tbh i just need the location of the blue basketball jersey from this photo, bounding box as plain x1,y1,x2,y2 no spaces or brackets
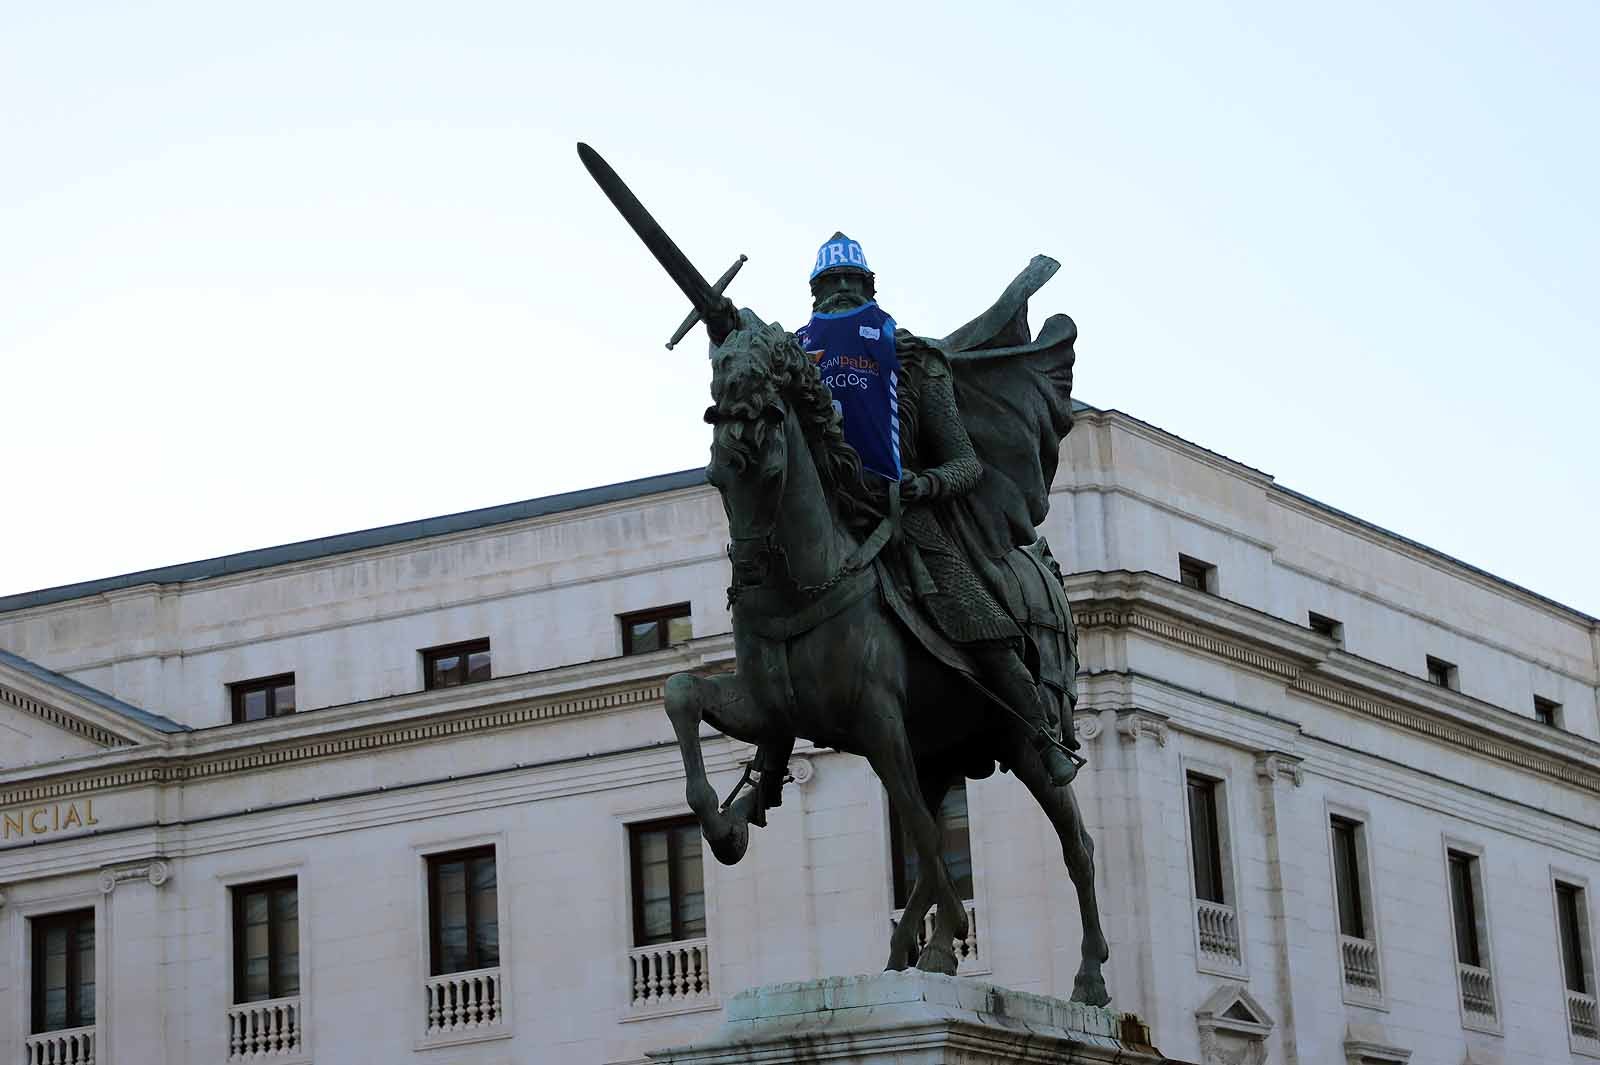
795,302,901,480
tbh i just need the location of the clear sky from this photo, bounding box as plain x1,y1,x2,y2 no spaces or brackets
3,3,1596,617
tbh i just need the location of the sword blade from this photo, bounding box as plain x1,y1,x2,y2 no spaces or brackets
577,143,722,318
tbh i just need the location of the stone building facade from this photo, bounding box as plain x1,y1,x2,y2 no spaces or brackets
0,406,1596,1065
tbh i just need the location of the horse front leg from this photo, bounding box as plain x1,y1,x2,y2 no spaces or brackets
663,671,751,866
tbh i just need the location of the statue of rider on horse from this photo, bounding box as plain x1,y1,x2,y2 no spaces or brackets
578,144,1110,1006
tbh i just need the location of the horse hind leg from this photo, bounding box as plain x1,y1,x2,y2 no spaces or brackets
663,672,751,866
1007,727,1111,1007
866,720,966,976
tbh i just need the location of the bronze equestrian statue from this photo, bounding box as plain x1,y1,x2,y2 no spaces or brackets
579,144,1110,1006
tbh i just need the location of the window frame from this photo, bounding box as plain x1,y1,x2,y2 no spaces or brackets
230,877,300,1004
620,604,693,656
1178,555,1217,595
628,815,707,947
421,638,492,692
1442,836,1500,1033
229,673,297,724
1534,696,1564,729
29,908,96,1035
1186,772,1228,906
1180,759,1245,977
1325,801,1387,1009
1426,655,1459,691
425,844,500,976
1552,871,1595,999
1308,612,1344,644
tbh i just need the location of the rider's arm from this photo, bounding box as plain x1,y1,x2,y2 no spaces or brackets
913,351,982,500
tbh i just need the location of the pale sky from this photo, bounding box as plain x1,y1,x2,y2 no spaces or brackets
3,3,1597,617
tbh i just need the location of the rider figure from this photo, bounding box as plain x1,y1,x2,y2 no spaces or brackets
796,233,1080,789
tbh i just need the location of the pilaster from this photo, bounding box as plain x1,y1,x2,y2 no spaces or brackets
1253,752,1310,1065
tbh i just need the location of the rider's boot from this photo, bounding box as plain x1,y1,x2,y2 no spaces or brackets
975,646,1079,787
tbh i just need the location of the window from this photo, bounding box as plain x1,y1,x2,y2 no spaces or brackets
1557,882,1591,995
427,847,499,975
1331,817,1366,939
232,879,299,1003
1426,656,1458,691
1535,696,1563,729
423,639,491,691
629,817,705,946
1308,612,1344,643
1448,850,1485,968
621,604,692,655
31,909,94,1034
1178,555,1216,594
888,782,974,909
1187,774,1227,905
231,674,296,723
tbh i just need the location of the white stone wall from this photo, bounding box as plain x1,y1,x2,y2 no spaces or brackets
1,408,1596,1065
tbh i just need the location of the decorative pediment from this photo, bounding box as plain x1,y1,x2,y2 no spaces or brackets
0,648,184,766
1195,984,1273,1065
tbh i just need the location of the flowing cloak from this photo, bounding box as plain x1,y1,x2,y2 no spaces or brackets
928,254,1077,564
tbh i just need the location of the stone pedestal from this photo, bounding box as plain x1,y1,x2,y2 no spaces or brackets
646,971,1196,1064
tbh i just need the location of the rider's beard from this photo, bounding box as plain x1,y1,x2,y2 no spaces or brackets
814,290,867,314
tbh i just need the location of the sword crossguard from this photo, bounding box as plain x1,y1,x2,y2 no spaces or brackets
666,254,747,350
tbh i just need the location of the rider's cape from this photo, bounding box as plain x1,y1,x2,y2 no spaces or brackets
930,255,1078,562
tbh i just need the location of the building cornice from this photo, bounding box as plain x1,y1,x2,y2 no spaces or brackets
0,635,736,807
1067,570,1600,795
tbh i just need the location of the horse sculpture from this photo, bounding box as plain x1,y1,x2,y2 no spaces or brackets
662,320,1110,1005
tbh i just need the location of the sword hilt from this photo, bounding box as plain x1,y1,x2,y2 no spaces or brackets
666,254,747,350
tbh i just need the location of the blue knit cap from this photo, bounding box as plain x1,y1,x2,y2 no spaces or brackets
809,232,872,281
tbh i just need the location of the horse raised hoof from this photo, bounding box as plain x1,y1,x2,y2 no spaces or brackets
914,941,960,976
705,814,750,866
1070,969,1109,1007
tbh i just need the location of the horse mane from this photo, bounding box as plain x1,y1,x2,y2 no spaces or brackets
718,324,870,523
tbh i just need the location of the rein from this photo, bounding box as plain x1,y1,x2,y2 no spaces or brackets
728,512,895,640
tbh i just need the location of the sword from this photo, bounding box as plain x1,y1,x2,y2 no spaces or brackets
577,142,742,347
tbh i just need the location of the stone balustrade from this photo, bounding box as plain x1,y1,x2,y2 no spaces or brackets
1457,961,1497,1024
24,1026,96,1064
889,900,982,972
1193,899,1242,969
1570,989,1599,1050
1339,935,1382,1002
226,996,302,1059
627,938,713,1010
424,966,503,1035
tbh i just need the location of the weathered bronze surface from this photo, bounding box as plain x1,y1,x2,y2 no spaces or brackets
580,144,1108,1004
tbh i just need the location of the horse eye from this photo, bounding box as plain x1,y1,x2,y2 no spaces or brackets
762,406,785,425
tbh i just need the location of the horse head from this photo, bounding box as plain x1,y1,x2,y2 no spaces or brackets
705,323,796,588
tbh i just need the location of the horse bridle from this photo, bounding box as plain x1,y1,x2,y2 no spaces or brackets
706,401,791,602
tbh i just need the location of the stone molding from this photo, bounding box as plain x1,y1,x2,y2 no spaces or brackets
98,857,171,894
1073,710,1104,742
786,756,814,786
1342,1022,1411,1065
1255,752,1304,788
1115,708,1169,747
1071,574,1600,797
0,682,129,749
1194,984,1273,1065
1075,606,1301,682
0,678,671,807
1289,673,1600,793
